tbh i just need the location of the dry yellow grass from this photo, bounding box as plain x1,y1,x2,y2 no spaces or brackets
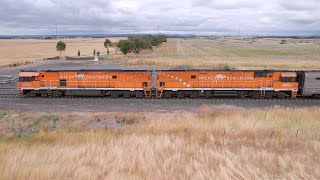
0,37,123,66
128,38,320,70
1,107,320,179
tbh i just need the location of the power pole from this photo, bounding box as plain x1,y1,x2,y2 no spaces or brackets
157,24,159,35
55,24,58,38
238,24,241,37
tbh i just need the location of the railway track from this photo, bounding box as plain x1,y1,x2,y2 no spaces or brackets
0,91,319,102
0,88,19,97
0,75,19,97
0,96,318,113
0,75,18,84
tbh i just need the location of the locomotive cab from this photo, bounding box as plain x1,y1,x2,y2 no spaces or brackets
17,72,41,96
17,72,41,89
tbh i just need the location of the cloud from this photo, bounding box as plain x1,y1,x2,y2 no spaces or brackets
0,0,319,35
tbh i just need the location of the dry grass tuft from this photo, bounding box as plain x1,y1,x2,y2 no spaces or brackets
0,107,320,179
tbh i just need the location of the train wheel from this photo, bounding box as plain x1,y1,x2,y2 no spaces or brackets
177,92,184,98
265,92,273,99
135,91,144,98
251,91,260,99
40,91,48,97
205,91,213,98
239,91,246,99
277,92,286,99
52,91,63,97
123,92,131,98
164,91,172,98
27,91,37,97
110,92,119,98
190,92,199,98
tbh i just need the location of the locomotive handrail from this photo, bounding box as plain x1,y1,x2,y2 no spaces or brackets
192,80,266,89
39,79,274,89
40,80,146,89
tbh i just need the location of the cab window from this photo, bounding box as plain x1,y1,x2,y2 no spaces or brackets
19,77,34,82
254,72,267,77
281,77,296,82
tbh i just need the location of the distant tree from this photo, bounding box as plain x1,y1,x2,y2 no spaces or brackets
159,35,167,42
56,41,66,59
97,51,100,56
280,39,287,44
93,49,96,56
143,35,161,46
116,40,136,55
128,36,149,53
104,39,112,55
112,42,119,53
77,50,81,57
114,35,166,55
143,39,153,50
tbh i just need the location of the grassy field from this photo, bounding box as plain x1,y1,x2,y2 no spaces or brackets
0,37,123,66
128,37,320,70
1,107,320,179
1,37,320,69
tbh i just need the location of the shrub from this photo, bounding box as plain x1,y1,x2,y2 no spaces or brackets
104,39,112,55
56,41,66,59
0,112,7,119
211,64,235,70
116,40,136,55
280,39,287,44
117,35,167,54
33,118,41,126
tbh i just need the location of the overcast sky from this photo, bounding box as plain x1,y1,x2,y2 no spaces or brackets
0,0,319,35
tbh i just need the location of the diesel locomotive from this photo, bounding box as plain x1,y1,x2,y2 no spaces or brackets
17,69,320,98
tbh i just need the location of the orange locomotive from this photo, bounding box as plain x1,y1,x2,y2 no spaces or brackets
17,69,300,98
18,70,151,97
156,70,298,98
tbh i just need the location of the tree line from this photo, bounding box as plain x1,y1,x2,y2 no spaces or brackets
115,35,167,55
56,35,167,58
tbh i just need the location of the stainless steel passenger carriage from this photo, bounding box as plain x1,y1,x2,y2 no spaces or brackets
300,71,320,97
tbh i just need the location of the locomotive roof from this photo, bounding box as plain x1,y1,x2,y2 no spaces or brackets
20,69,319,72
